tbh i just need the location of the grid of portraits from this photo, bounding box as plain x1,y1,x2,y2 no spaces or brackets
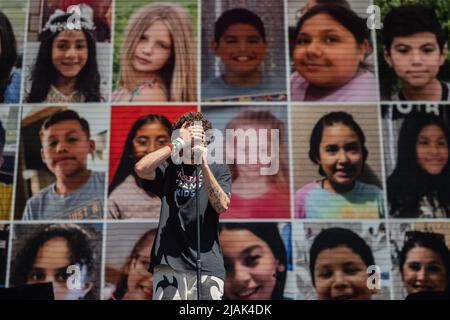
0,0,449,300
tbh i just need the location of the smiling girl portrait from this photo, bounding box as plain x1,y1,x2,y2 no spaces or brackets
219,223,288,300
292,107,385,219
104,223,158,300
25,4,105,103
389,223,450,299
112,1,197,102
290,3,377,102
386,112,450,218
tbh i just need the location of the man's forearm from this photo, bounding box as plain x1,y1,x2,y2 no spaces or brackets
201,163,230,214
135,145,172,180
135,138,186,180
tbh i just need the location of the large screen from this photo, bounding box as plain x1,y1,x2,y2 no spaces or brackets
0,0,450,300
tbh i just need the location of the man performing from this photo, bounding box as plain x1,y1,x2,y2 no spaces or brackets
135,111,231,300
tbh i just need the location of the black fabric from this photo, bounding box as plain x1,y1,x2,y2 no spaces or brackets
142,159,231,280
175,164,201,206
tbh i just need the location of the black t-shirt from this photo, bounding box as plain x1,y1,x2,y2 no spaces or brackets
175,164,202,206
142,159,232,280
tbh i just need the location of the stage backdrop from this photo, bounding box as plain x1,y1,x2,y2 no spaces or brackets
0,0,449,301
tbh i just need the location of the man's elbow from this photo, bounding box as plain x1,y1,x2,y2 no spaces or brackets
134,162,145,178
134,162,155,180
217,197,230,214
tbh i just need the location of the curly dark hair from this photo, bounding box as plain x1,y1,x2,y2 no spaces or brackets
11,224,97,299
173,111,213,132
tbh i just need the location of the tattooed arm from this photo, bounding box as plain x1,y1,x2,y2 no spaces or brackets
201,161,230,214
191,124,230,214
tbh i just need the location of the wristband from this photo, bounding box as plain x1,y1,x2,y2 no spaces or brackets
171,138,185,153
